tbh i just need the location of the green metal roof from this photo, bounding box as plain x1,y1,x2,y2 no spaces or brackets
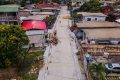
0,5,19,12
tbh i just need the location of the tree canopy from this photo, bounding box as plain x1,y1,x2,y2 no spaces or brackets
51,0,60,4
0,25,29,68
79,0,102,12
89,63,106,80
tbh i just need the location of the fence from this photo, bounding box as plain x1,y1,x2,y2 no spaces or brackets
38,45,51,80
67,14,84,80
37,7,61,80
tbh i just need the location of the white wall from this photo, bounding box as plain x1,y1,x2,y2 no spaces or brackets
28,35,45,47
26,30,46,48
83,16,106,21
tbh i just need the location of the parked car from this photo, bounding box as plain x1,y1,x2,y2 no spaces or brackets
105,63,120,73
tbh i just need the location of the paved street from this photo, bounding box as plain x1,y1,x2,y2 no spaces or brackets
38,6,85,80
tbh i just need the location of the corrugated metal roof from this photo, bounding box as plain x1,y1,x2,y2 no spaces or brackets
31,12,55,15
82,44,120,55
76,22,120,28
41,7,60,10
0,5,19,12
83,28,120,39
77,12,107,17
22,20,47,30
23,15,47,21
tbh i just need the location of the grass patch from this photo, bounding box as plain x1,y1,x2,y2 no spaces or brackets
20,73,38,80
28,50,44,59
0,49,44,80
19,49,44,80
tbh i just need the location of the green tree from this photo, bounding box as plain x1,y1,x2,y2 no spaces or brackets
46,16,54,24
31,0,42,3
89,63,106,80
0,25,29,68
52,0,60,4
79,0,102,12
20,0,26,7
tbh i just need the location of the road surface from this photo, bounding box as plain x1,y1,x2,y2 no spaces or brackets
38,6,85,80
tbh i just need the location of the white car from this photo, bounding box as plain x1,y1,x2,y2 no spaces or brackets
105,63,120,73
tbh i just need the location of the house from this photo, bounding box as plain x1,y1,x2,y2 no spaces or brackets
40,7,60,13
76,21,120,42
77,12,107,22
0,5,19,25
18,9,32,17
31,12,57,29
26,30,47,48
39,7,60,17
36,3,60,8
22,20,47,48
31,12,55,16
77,21,120,80
22,15,47,21
36,4,60,15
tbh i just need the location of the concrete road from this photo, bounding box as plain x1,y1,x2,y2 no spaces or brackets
38,6,85,80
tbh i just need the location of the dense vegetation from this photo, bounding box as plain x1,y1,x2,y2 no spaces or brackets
89,63,106,80
79,0,102,12
0,25,29,68
51,0,60,4
0,25,44,79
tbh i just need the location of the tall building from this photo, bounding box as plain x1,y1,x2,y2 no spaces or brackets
0,5,19,25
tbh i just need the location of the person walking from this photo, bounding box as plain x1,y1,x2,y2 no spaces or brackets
60,20,61,23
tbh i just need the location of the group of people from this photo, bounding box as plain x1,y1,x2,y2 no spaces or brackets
47,30,59,48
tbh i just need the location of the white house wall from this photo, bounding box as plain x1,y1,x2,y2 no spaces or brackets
26,30,46,47
28,35,45,47
26,30,45,35
83,16,106,21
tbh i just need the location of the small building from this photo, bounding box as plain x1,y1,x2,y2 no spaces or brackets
18,9,32,17
35,4,60,15
22,15,47,21
77,12,107,22
22,20,47,48
26,30,47,48
76,21,120,42
40,7,60,12
0,5,19,25
36,3,60,8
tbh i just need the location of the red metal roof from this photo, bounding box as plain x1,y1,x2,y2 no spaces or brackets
22,20,47,30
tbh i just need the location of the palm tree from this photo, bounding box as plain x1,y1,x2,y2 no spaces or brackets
89,63,106,80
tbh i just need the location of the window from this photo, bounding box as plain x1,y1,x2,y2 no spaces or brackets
31,43,35,48
95,18,97,21
113,67,120,69
87,18,91,21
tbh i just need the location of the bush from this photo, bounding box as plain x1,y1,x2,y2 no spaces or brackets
0,25,29,68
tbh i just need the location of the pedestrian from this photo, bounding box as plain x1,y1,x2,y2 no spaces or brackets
46,66,49,75
60,20,61,23
54,30,57,36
